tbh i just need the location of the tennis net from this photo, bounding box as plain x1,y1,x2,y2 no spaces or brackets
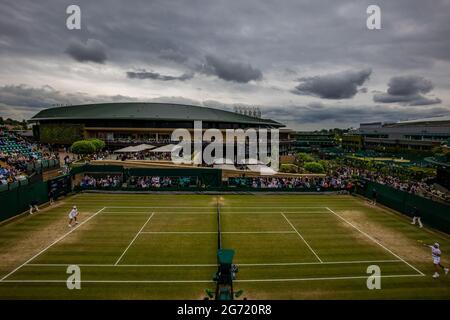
217,200,222,250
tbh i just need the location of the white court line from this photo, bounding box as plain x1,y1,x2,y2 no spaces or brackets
114,212,155,266
0,273,424,284
0,207,107,282
140,231,217,234
27,263,218,267
25,259,401,268
325,207,425,276
139,231,296,234
281,213,323,263
219,208,330,210
106,206,214,209
225,231,296,234
103,212,215,215
105,206,329,209
1,279,213,284
234,274,425,283
220,212,328,215
237,259,401,267
103,211,328,215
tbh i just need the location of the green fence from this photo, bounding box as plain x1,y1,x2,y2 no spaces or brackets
0,174,74,222
126,168,222,188
71,165,222,188
70,164,124,175
358,180,450,234
0,180,48,222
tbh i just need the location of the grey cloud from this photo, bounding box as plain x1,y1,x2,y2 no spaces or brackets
373,76,441,106
126,70,194,81
387,76,433,95
158,49,189,64
1,83,450,131
0,84,79,108
292,69,372,99
0,84,137,110
261,103,450,129
64,39,108,63
200,55,263,83
373,93,441,106
359,88,368,93
1,0,450,71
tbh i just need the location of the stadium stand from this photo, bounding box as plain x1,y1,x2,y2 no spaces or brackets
0,130,60,184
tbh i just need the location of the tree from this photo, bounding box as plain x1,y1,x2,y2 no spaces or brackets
304,161,325,173
70,140,96,155
296,152,314,164
88,138,105,150
279,164,298,173
318,159,329,171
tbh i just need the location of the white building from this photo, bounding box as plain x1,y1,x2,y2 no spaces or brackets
358,115,450,151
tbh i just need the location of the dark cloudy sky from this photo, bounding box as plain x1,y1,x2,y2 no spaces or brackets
0,0,449,130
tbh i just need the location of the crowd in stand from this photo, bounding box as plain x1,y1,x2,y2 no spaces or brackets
79,174,122,188
116,152,171,161
0,130,60,184
76,150,173,162
1,127,448,202
128,176,175,188
225,165,448,201
363,172,450,202
127,176,194,188
78,175,194,189
331,166,450,202
229,175,354,191
0,166,25,185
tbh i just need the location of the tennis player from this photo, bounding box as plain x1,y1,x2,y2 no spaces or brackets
424,242,449,278
68,205,79,227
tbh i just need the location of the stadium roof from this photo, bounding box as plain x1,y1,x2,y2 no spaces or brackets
361,115,450,127
395,115,450,125
30,102,284,127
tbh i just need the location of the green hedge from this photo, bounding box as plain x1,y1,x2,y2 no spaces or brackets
70,140,96,154
39,123,84,144
0,181,48,222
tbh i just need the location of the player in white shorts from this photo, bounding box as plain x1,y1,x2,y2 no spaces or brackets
424,242,449,278
68,205,79,228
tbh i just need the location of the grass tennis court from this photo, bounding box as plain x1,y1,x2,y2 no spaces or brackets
0,193,449,299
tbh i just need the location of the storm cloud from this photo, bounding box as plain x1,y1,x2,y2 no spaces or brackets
292,69,372,99
1,0,450,129
261,102,450,129
158,49,189,64
200,55,263,83
64,39,108,63
1,83,449,131
373,76,441,106
0,84,138,109
126,70,194,81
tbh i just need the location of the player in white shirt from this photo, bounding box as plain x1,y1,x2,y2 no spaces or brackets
68,205,79,228
424,242,449,278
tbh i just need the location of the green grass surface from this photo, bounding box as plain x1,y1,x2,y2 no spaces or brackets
0,193,449,299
